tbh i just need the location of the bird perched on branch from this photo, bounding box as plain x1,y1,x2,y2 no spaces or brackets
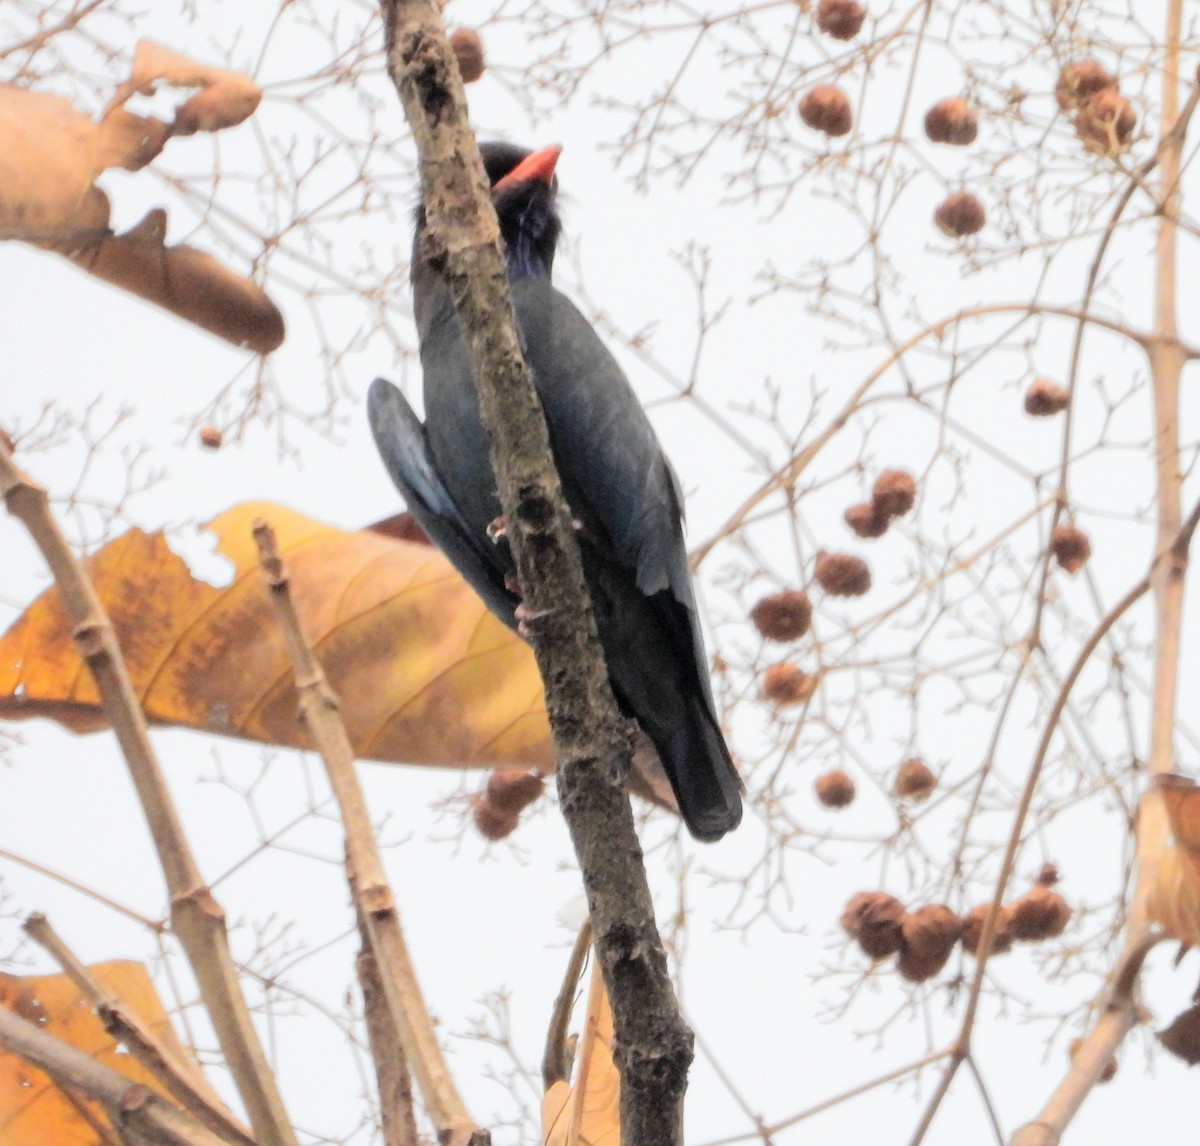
368,142,742,841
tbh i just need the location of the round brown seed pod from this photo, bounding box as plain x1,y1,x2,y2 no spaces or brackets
841,891,905,959
450,28,486,83
199,426,223,449
1069,1038,1118,1083
1074,87,1136,150
484,769,546,815
1024,378,1070,416
1037,862,1060,887
893,757,936,802
761,662,817,706
961,903,1013,955
1008,885,1072,941
1051,524,1092,575
924,98,978,146
1055,59,1116,111
800,84,853,137
471,796,519,841
815,552,871,597
815,769,856,808
816,0,865,39
844,502,888,539
934,190,985,237
897,904,964,982
751,589,813,642
872,469,917,519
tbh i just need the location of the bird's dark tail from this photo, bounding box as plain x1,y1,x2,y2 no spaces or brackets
659,697,743,842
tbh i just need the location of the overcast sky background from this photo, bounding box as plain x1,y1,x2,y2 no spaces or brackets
3,2,1200,1143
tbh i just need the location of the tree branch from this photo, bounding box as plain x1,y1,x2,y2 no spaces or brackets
0,439,296,1146
23,913,255,1146
253,518,481,1146
0,1004,229,1146
377,3,694,1141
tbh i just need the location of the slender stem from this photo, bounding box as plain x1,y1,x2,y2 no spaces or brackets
0,1005,229,1146
1009,12,1192,1140
542,921,593,1088
23,913,255,1146
0,440,296,1146
253,520,482,1146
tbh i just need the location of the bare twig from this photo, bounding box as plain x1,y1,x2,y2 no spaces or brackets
355,924,421,1146
542,921,592,1089
0,440,296,1146
22,913,256,1146
0,1003,229,1146
253,518,482,1146
1008,6,1193,1140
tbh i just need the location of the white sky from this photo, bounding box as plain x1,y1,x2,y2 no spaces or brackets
3,2,1200,1144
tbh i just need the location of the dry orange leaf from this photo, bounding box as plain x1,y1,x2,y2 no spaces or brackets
1148,774,1200,946
0,960,190,1146
0,502,553,771
542,955,620,1146
0,41,282,352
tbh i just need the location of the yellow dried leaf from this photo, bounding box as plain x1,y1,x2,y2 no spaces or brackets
0,961,191,1146
0,503,553,771
542,957,620,1146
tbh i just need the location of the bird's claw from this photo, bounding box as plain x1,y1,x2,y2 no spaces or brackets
490,515,585,544
515,601,557,638
505,575,524,597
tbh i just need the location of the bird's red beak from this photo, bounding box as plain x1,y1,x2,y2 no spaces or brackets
492,145,562,192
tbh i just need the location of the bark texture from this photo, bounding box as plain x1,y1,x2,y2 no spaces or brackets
379,4,694,1142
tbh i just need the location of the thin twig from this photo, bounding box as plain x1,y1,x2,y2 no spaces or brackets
355,918,421,1146
542,921,592,1088
0,439,296,1146
22,913,256,1146
253,518,482,1146
0,1004,229,1146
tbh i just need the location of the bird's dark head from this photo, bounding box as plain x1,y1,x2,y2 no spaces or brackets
484,142,562,280
412,143,562,286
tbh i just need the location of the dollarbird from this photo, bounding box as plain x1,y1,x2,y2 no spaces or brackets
368,143,742,840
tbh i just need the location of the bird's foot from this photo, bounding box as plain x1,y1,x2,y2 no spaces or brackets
515,601,557,638
490,515,586,545
504,575,524,598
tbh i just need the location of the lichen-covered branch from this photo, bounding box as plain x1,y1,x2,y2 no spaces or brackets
377,2,694,1140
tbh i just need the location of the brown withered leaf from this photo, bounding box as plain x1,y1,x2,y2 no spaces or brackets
0,41,282,352
542,956,620,1146
1158,1003,1200,1066
108,40,262,135
0,502,552,771
0,961,191,1145
1148,774,1200,947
